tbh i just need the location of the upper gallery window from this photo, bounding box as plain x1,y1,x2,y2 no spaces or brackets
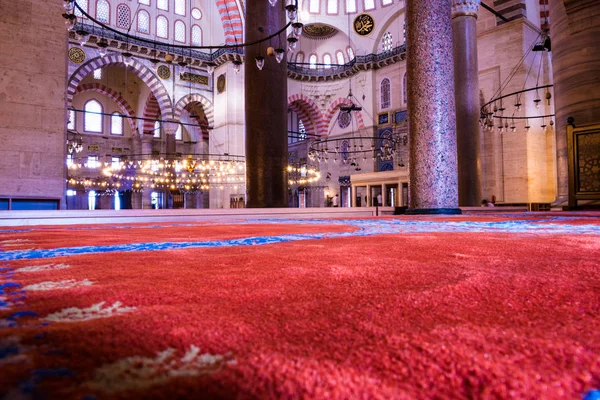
138,10,150,34
191,8,202,19
157,16,168,38
381,32,393,52
75,0,88,19
336,51,345,65
327,0,337,14
364,0,375,10
175,20,186,42
157,0,168,10
84,99,102,133
309,54,317,69
309,0,320,13
323,54,332,68
346,0,356,13
380,78,391,109
117,4,131,28
347,47,355,60
191,25,202,46
175,0,186,15
96,0,109,23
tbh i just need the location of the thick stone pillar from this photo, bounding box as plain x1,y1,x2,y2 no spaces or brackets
406,0,461,214
140,133,154,209
452,0,482,206
245,2,288,208
548,0,600,204
163,121,179,157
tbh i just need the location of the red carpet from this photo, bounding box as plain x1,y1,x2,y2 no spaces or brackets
1,213,599,399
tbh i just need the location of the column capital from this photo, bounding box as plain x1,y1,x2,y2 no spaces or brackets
162,121,179,136
452,0,480,19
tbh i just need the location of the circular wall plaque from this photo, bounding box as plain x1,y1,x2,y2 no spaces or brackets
353,14,375,36
338,111,352,129
68,47,86,64
157,65,171,80
217,74,226,94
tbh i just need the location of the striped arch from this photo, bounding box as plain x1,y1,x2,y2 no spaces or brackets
216,0,243,45
323,98,366,131
74,83,136,132
173,94,214,139
142,94,160,135
287,94,326,137
67,54,173,118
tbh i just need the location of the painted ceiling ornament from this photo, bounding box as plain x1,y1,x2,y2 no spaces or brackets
451,0,480,18
354,14,375,36
302,24,338,40
68,47,86,64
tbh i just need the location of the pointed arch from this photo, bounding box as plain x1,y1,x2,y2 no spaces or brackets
142,94,160,135
67,54,173,118
74,83,137,132
216,0,244,45
323,98,366,130
174,94,214,139
287,93,326,137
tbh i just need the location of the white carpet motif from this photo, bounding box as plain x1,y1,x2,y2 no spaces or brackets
43,301,136,322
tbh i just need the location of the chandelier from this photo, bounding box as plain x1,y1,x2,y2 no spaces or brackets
480,31,554,133
287,164,321,186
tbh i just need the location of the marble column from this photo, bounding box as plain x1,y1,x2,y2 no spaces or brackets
452,0,482,207
406,0,461,214
245,1,288,208
548,0,600,205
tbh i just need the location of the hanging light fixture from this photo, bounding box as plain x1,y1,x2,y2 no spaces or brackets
275,48,285,63
122,51,134,67
233,60,242,73
64,14,77,31
63,0,75,12
285,1,298,20
76,29,89,46
205,62,216,75
287,36,298,51
255,56,265,70
96,38,109,57
292,22,304,37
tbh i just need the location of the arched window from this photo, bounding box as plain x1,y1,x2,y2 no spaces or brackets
138,10,150,34
309,54,317,69
309,0,319,13
327,0,337,14
157,0,168,10
403,72,407,104
381,32,393,52
153,120,161,138
84,99,102,133
117,4,131,29
323,53,332,68
75,0,88,19
175,0,186,15
191,25,202,46
93,68,102,79
347,47,355,60
156,16,168,38
111,113,123,135
364,0,375,10
380,78,391,109
191,8,202,19
175,20,186,42
295,52,305,63
345,0,356,13
96,0,109,23
336,51,345,65
175,124,183,140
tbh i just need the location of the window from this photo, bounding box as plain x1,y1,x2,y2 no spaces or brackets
191,8,202,19
403,72,407,104
175,20,185,42
67,154,74,167
111,157,121,170
84,99,102,133
347,47,355,60
380,78,391,109
346,0,356,13
138,10,150,33
75,0,88,18
175,124,182,140
111,113,123,135
403,19,406,45
153,120,161,138
381,32,393,52
94,68,102,79
68,110,75,130
336,51,345,65
323,54,332,68
117,4,131,29
191,25,202,46
87,155,99,169
157,16,168,38
327,0,337,14
157,0,168,10
309,0,319,13
364,0,375,10
175,0,185,15
309,54,317,69
298,120,306,141
295,52,304,63
88,190,96,210
139,0,149,4
96,0,109,23
66,189,77,196
382,0,392,5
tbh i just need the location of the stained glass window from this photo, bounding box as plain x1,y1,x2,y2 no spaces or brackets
381,78,391,109
382,32,393,52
